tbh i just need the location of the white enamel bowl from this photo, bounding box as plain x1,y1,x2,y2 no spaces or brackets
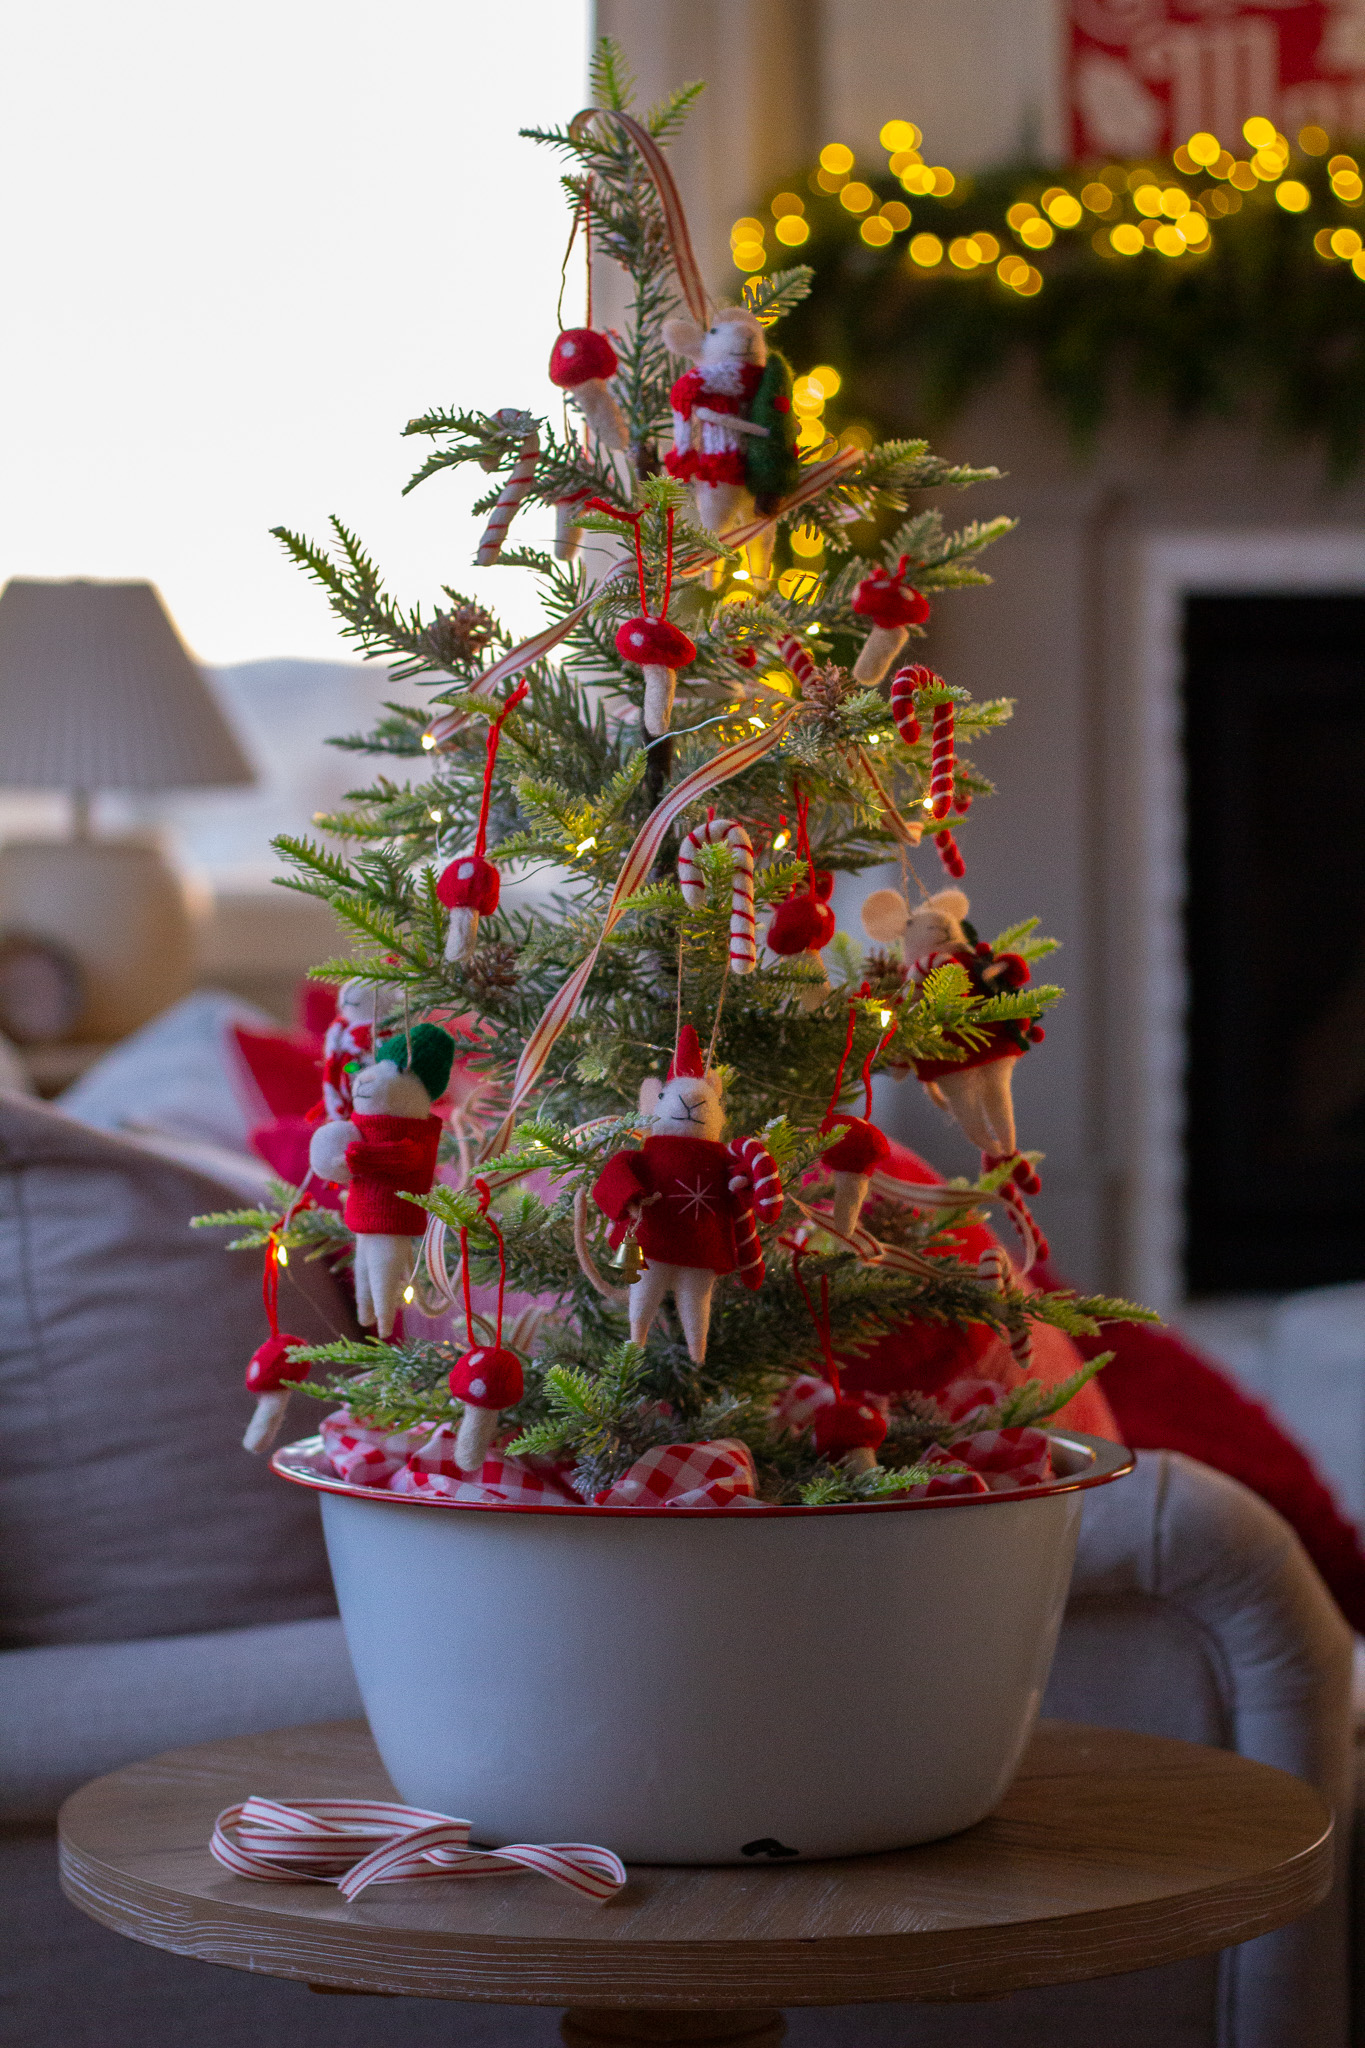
275,1430,1132,1864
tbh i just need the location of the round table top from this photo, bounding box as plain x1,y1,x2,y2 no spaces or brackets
58,1717,1332,2012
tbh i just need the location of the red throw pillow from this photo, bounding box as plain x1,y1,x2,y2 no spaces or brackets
1036,1260,1365,1633
230,1026,323,1121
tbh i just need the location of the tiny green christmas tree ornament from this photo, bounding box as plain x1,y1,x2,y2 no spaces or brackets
199,39,1151,1509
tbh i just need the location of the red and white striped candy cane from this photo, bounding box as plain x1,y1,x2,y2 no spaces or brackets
475,411,541,567
994,1179,1048,1271
727,1135,783,1289
890,663,935,745
934,828,966,879
775,633,818,689
930,700,955,818
984,1148,1042,1197
678,817,756,974
978,1244,1034,1371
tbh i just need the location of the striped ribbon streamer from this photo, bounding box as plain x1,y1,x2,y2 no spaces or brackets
424,590,611,750
865,1168,1044,1274
481,706,802,1158
570,108,710,326
686,446,866,571
211,1796,625,1906
854,743,922,846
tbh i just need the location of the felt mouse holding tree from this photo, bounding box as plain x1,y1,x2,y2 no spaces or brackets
308,1021,455,1336
661,307,799,571
860,886,1040,1160
591,1025,781,1363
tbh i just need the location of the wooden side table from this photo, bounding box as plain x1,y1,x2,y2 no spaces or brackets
58,1717,1333,2047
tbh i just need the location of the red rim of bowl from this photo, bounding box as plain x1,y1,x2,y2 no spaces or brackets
272,1429,1134,1517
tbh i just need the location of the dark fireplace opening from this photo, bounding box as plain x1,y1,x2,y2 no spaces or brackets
1183,592,1365,1296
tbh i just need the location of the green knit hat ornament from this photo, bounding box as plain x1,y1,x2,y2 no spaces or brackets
375,1021,456,1104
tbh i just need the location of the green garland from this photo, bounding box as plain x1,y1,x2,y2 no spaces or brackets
738,122,1365,477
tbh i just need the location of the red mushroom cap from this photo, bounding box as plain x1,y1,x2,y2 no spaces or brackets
614,616,697,670
813,1394,888,1457
436,852,501,914
822,1115,891,1176
448,1345,524,1411
852,569,931,631
549,327,619,389
812,867,834,903
767,893,837,955
990,950,1031,989
246,1332,309,1394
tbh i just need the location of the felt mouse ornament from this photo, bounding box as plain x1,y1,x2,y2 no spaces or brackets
320,977,404,1120
308,1022,455,1337
592,1025,782,1363
661,307,799,574
859,887,1041,1160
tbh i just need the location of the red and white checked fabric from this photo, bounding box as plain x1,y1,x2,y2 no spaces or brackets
895,1446,990,1499
319,1411,429,1487
950,1426,1052,1492
390,1432,581,1506
595,1438,758,1508
482,707,801,1159
678,816,757,974
474,413,540,567
771,1373,837,1434
210,1796,624,1905
934,1373,1009,1428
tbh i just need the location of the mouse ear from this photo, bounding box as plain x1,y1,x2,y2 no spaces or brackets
638,1075,664,1117
703,1065,724,1098
662,317,705,361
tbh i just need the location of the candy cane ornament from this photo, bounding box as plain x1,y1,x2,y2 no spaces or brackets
930,701,956,818
978,1243,1034,1372
475,412,540,567
776,633,818,690
934,827,966,880
890,663,934,745
677,816,757,974
726,1133,783,1288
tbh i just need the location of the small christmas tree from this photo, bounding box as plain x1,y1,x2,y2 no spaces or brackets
202,42,1150,1508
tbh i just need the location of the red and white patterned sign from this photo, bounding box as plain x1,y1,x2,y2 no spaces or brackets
1068,2,1365,160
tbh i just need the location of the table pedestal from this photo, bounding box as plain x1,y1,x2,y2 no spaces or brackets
562,2013,783,2046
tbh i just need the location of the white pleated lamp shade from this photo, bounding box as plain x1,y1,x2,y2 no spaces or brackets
0,578,254,790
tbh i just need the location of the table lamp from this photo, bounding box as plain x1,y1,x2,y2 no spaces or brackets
0,578,254,1040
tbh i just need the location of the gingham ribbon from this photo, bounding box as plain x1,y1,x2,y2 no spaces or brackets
481,706,802,1157
571,108,709,326
596,1438,759,1508
210,1797,625,1904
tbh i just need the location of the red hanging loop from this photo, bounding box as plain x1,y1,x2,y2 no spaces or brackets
262,1233,281,1339
787,1241,840,1395
474,1178,508,1346
473,680,530,860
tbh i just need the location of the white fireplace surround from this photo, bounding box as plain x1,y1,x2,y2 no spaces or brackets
1126,529,1365,1317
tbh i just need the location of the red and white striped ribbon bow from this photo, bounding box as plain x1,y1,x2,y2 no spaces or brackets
481,706,802,1157
211,1796,625,1905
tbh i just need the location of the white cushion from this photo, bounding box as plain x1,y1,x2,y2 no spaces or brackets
57,988,272,1153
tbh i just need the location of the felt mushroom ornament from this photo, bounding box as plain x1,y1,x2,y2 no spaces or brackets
766,785,835,973
446,1181,524,1475
435,681,527,962
242,1230,310,1454
307,1022,455,1338
615,614,697,740
789,1246,887,1475
548,327,628,450
817,990,897,1237
851,559,931,685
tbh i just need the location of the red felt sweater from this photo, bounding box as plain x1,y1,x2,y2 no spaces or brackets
594,1135,740,1274
343,1112,442,1236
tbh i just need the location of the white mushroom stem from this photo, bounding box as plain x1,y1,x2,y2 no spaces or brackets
570,379,628,450
444,905,480,964
243,1391,290,1456
642,665,677,737
853,623,910,686
841,1444,878,1476
555,500,583,561
831,1171,872,1238
455,1403,501,1476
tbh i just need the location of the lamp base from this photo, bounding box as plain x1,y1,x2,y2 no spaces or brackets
0,836,196,1039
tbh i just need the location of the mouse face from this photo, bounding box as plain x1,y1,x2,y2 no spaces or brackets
638,1071,726,1144
662,308,766,374
338,978,403,1028
902,907,965,965
351,1058,432,1120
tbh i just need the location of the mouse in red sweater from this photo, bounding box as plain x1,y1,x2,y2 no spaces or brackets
592,1025,777,1364
309,1021,454,1336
